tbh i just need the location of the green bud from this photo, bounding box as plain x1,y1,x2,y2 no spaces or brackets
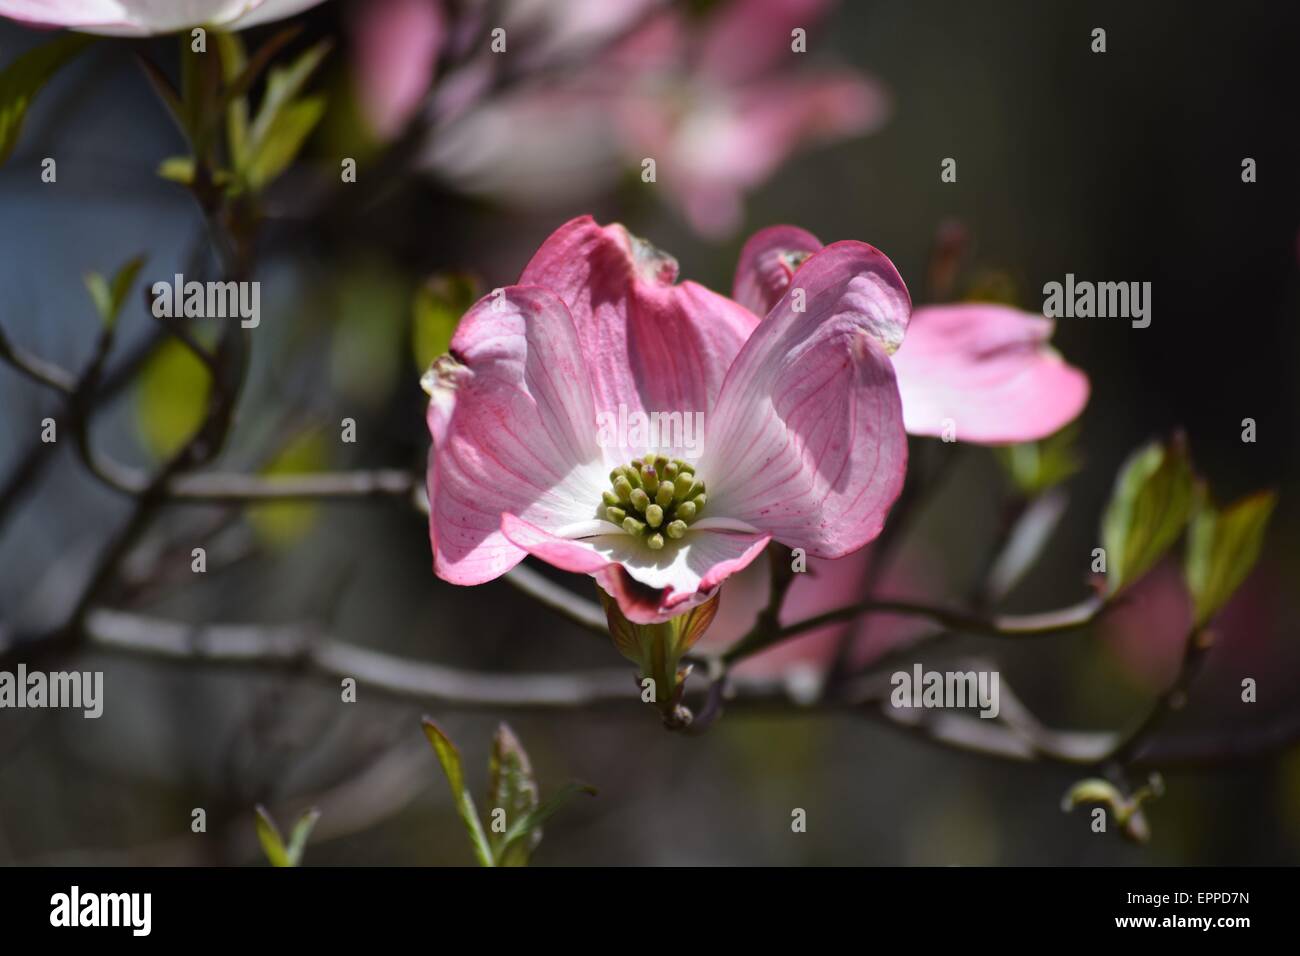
655,481,675,508
604,506,626,524
623,516,647,535
666,520,688,539
647,533,665,550
674,474,695,502
677,500,697,522
613,476,634,503
645,504,664,527
630,487,650,512
602,489,620,507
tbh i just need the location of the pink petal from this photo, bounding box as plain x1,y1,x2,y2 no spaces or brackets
669,70,888,237
502,514,770,624
352,0,445,140
698,0,836,85
0,0,324,34
426,286,607,586
703,241,911,557
890,304,1090,444
733,224,823,316
519,216,759,460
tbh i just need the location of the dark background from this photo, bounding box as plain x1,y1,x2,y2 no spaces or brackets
0,0,1297,865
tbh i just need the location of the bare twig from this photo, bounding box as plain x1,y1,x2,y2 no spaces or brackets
0,325,77,393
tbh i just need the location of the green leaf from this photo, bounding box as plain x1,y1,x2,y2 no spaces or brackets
1100,436,1195,596
248,428,327,547
0,33,96,167
1184,490,1276,628
995,422,1082,497
487,723,541,866
285,807,321,867
134,337,212,459
239,38,330,173
243,94,325,191
412,273,477,372
84,256,145,329
422,718,494,867
498,782,597,862
254,805,290,867
213,30,250,161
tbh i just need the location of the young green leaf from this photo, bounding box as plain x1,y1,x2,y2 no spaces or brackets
487,723,541,866
1100,436,1195,595
84,256,145,329
243,94,325,191
254,805,290,867
285,807,321,867
422,718,495,867
1184,490,1276,628
995,422,1083,497
243,39,331,162
498,782,597,862
0,34,96,166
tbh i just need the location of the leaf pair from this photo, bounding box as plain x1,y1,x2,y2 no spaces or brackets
422,718,595,867
255,805,321,867
154,29,331,194
1101,435,1276,626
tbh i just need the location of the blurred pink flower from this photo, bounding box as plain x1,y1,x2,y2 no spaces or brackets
0,0,325,34
351,0,445,140
426,0,886,237
734,225,1091,443
1100,559,1282,692
703,542,937,682
609,0,888,236
425,215,911,623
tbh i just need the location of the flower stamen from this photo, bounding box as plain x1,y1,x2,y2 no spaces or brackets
601,455,706,549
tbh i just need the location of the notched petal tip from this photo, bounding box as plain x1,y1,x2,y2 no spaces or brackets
421,352,468,399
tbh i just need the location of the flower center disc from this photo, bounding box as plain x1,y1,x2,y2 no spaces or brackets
601,455,707,550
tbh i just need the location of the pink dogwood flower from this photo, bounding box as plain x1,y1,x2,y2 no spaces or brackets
0,0,325,35
425,215,911,623
734,225,1090,443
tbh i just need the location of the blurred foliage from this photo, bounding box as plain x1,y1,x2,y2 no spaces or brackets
996,423,1083,497
412,272,477,372
134,337,212,459
248,427,328,547
328,263,411,406
0,32,95,166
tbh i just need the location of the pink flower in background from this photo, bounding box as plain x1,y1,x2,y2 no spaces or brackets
425,0,886,237
734,225,1091,443
703,542,937,682
1100,560,1282,693
425,216,911,623
0,0,325,34
610,0,888,236
351,0,445,140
